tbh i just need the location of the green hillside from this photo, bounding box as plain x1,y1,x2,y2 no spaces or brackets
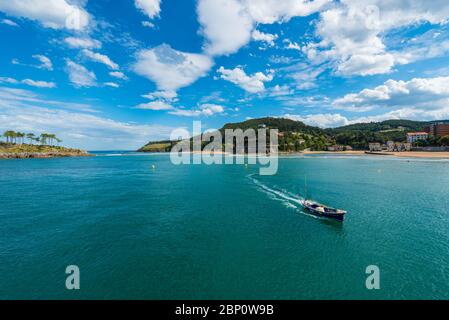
138,118,447,153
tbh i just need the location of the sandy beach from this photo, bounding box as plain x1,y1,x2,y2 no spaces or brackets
303,150,449,159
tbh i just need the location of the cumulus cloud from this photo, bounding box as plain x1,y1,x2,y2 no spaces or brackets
65,59,97,88
82,49,119,70
284,113,349,128
0,0,90,30
311,0,449,76
168,104,225,117
198,0,253,56
142,21,155,28
252,30,278,47
64,37,101,49
132,44,213,92
333,76,449,111
242,0,331,24
136,101,175,110
134,0,161,19
217,66,273,93
197,0,328,56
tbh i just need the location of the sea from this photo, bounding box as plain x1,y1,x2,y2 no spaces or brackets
1,152,449,299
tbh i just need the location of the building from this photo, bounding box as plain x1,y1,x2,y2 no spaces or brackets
327,145,352,152
369,143,382,152
407,132,429,144
428,123,449,138
369,141,411,152
387,141,411,152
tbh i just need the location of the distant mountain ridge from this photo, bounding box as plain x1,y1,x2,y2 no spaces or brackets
138,118,446,152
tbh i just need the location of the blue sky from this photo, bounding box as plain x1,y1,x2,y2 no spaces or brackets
1,0,449,150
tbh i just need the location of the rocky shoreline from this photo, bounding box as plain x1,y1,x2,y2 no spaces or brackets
0,151,92,159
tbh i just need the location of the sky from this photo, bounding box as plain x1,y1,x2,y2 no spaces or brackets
1,0,449,150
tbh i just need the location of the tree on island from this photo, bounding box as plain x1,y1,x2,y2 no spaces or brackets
2,131,61,146
26,133,36,145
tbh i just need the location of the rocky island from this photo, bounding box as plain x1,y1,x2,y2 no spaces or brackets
0,131,91,159
0,143,91,159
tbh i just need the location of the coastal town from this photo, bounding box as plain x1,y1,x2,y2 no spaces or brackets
366,122,449,154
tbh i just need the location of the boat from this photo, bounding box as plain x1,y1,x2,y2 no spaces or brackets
300,199,347,221
300,176,347,221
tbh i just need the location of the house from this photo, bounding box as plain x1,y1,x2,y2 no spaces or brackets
328,145,353,151
387,141,411,152
369,143,382,152
407,132,429,144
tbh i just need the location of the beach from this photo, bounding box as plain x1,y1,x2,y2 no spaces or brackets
302,150,449,159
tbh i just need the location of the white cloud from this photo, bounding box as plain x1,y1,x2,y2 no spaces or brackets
333,76,449,111
142,90,178,101
312,0,449,76
197,0,328,56
82,49,119,70
242,0,331,24
0,87,175,150
198,0,253,56
142,21,155,28
284,39,301,51
252,30,278,47
133,44,213,92
22,79,56,88
0,77,19,84
283,113,349,128
65,60,97,88
217,66,273,93
268,85,293,97
1,76,56,88
104,82,119,88
0,0,90,30
109,71,128,80
168,104,225,117
134,0,161,19
64,37,102,49
32,54,53,71
136,101,174,110
1,18,19,27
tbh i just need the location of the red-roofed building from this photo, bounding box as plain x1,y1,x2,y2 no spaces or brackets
407,132,429,144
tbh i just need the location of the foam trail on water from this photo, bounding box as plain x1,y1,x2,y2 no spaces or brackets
248,175,305,209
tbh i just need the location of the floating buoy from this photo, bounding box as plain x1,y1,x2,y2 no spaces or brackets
151,165,156,170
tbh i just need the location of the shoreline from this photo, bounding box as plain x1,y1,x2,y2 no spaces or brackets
303,150,449,159
139,149,449,159
0,152,93,159
0,143,92,159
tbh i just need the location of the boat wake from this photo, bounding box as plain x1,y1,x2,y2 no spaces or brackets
248,175,320,217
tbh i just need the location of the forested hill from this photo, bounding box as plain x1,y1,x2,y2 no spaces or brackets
222,117,325,136
326,119,432,149
139,118,444,152
329,120,430,133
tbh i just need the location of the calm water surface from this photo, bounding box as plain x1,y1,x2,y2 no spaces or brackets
1,153,449,299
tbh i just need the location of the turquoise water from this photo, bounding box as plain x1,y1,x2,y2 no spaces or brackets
1,153,449,299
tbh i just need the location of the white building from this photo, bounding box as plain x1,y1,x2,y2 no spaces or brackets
407,132,428,144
